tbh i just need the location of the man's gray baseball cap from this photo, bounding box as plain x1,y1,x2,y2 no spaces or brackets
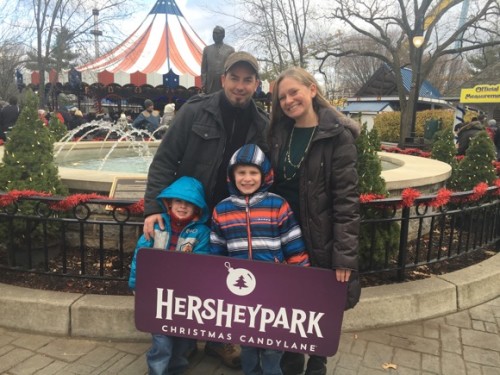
224,51,259,74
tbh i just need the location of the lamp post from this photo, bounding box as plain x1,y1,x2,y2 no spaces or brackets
408,33,425,145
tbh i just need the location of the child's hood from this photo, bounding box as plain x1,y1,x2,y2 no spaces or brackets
227,144,274,196
156,176,209,223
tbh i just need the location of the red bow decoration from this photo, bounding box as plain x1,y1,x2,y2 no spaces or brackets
468,182,489,201
428,188,452,207
401,188,421,207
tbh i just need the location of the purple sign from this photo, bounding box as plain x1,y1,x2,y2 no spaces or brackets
134,248,347,356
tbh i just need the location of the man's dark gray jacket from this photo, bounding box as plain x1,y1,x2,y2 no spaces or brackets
144,91,269,217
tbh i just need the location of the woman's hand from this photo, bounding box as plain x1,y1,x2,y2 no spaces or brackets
143,213,164,241
336,269,351,282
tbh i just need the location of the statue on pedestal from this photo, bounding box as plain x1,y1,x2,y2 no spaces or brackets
201,26,235,94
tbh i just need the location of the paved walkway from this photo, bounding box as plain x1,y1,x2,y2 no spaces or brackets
1,296,498,375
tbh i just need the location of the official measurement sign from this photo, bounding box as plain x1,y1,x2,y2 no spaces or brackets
134,249,347,356
460,83,500,103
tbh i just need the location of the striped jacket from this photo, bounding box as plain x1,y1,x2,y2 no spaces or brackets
210,144,309,266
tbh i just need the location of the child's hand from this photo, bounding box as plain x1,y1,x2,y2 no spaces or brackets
336,269,351,282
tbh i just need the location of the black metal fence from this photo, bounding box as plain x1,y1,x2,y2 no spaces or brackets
0,187,499,287
360,187,499,280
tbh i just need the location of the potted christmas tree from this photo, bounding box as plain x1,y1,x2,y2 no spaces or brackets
0,89,68,265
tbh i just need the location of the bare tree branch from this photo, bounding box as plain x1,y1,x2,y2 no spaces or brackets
315,0,500,145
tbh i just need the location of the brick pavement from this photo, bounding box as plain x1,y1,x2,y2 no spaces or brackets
0,296,498,375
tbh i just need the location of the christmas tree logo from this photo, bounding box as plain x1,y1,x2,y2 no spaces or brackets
224,262,256,296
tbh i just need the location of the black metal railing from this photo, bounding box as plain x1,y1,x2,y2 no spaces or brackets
361,187,499,280
0,187,499,285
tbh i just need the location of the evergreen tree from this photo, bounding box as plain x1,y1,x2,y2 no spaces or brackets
356,125,399,270
449,131,496,191
0,89,67,194
0,89,68,251
25,27,78,75
49,27,79,73
358,127,386,194
431,128,458,187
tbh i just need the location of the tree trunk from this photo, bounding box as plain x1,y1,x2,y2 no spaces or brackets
39,68,46,109
399,94,416,146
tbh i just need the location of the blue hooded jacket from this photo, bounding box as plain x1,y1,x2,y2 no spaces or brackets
128,176,210,289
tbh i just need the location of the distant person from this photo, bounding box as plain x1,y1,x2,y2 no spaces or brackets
201,26,235,94
477,114,487,127
116,113,131,131
68,110,85,130
103,112,112,122
59,108,73,125
0,96,20,141
210,144,310,375
160,103,175,128
133,99,160,134
53,110,66,125
487,119,500,160
456,117,484,155
38,109,49,126
128,176,210,375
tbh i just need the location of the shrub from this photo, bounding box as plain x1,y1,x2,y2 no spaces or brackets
418,109,454,132
356,125,399,269
373,109,454,142
0,89,68,253
373,112,401,142
448,131,496,191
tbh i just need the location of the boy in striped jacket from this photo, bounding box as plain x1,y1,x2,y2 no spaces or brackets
210,143,309,375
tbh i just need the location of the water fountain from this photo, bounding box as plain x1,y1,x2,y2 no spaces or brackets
53,120,163,192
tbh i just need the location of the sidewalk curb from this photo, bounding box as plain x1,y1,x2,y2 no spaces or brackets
343,253,500,331
1,253,498,340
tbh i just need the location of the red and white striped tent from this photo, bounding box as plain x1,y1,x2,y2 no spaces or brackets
76,0,205,88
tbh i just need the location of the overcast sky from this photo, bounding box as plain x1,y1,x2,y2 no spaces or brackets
130,0,238,46
0,0,237,49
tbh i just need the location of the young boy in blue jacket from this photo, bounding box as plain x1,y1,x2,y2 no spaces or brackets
129,176,210,375
210,144,309,375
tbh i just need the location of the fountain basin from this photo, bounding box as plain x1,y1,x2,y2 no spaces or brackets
0,143,452,196
379,151,451,195
54,141,160,193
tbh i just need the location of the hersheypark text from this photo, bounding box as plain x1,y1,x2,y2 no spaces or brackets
155,288,325,339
